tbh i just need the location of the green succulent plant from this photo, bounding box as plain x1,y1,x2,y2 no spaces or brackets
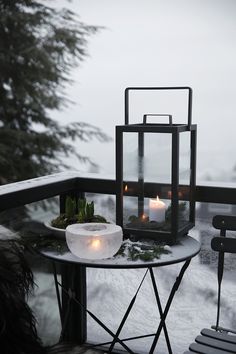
51,196,107,229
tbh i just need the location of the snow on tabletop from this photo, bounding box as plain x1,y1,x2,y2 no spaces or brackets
41,236,200,268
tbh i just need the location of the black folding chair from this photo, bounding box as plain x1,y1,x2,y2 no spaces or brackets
184,215,236,354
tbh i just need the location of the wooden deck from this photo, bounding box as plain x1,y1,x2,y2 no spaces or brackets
47,343,104,353
47,342,129,354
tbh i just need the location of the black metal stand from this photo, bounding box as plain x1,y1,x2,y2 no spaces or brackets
52,260,191,354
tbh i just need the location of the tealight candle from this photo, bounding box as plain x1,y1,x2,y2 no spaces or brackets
149,196,166,222
90,237,101,250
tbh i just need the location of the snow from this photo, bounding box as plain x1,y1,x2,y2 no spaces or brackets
27,223,236,354
40,236,200,268
0,171,113,196
0,225,19,240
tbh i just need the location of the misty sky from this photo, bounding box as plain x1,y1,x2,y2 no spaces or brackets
50,0,236,183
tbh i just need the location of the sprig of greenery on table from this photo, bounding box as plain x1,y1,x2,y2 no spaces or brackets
116,240,171,262
20,231,69,254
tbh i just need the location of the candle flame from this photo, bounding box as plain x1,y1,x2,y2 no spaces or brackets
167,191,183,198
141,214,146,220
91,238,101,249
156,195,160,201
124,185,128,192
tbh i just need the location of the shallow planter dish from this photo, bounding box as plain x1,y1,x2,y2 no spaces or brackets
44,221,65,239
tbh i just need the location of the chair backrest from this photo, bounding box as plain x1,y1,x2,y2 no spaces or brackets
213,215,236,233
211,214,236,330
212,214,236,251
212,236,236,253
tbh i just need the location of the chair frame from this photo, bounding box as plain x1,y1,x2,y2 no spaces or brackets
184,214,236,354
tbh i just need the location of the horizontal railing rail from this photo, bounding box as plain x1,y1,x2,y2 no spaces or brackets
0,172,235,212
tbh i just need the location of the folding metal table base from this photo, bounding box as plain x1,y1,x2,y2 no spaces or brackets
52,259,191,354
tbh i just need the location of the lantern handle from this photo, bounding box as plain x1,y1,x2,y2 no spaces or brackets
143,114,173,125
125,86,192,129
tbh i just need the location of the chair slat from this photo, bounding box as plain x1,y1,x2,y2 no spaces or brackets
211,237,236,253
189,342,230,353
196,334,236,352
201,328,236,344
213,215,236,231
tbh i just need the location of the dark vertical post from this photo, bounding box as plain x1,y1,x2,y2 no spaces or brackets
124,88,129,125
138,131,144,218
116,127,123,227
59,194,66,214
190,127,197,223
171,130,179,243
187,87,193,130
59,192,87,344
60,264,87,343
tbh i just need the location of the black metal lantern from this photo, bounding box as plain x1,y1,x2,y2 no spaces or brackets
116,87,197,244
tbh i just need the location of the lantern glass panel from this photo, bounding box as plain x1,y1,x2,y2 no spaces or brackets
123,132,172,183
123,131,172,235
143,133,172,183
123,133,138,181
179,131,191,227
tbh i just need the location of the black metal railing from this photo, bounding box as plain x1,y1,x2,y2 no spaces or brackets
0,172,236,212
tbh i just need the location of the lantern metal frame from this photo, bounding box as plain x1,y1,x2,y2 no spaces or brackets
116,86,197,244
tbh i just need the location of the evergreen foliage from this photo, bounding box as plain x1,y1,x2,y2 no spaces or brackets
0,239,46,353
0,0,109,184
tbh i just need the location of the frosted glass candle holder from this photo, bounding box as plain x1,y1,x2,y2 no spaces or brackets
66,223,123,260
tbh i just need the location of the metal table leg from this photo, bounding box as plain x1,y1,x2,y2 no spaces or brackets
149,259,191,354
107,269,149,353
149,267,172,354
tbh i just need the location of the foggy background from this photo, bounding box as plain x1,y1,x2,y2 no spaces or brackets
50,0,236,183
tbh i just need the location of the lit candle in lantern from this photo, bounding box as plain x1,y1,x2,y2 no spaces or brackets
149,196,166,222
141,213,147,221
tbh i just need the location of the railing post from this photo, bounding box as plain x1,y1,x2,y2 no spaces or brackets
60,264,87,343
59,191,87,344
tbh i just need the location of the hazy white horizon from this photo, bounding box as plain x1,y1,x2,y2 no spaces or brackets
49,0,236,183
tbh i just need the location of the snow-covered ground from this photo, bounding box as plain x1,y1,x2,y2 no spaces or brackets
28,219,236,354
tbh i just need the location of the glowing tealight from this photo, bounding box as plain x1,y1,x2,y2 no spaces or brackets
90,238,101,249
66,223,123,260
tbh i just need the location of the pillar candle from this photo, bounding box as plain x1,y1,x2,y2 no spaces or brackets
149,196,166,222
